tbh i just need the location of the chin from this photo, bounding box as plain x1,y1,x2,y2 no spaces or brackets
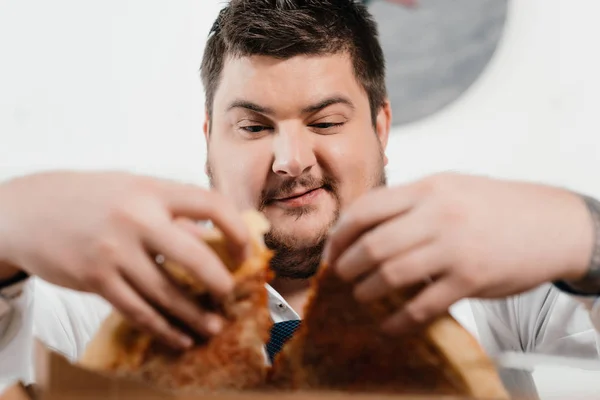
267,207,336,248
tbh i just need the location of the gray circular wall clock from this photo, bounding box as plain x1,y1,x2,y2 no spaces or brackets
364,0,509,126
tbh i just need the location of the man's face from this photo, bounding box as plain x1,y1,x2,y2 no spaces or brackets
205,53,391,279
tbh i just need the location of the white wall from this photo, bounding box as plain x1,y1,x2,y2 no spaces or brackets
0,0,218,185
1,0,599,397
386,0,600,197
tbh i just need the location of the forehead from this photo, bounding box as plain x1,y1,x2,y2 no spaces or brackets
212,53,369,114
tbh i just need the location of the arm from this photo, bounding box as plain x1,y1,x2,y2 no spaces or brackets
0,171,250,349
472,194,600,359
552,195,600,335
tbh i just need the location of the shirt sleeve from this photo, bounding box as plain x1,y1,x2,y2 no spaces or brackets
471,283,600,359
0,278,111,392
567,294,600,348
0,278,35,391
32,278,111,362
470,284,600,398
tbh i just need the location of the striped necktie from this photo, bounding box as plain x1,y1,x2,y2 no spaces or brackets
266,320,301,363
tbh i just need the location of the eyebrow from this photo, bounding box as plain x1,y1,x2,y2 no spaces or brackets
301,96,355,114
226,96,355,117
227,100,275,116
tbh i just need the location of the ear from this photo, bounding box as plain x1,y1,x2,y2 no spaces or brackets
203,111,210,141
203,111,210,175
375,99,392,166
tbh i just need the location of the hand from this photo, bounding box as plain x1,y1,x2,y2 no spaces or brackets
324,173,594,334
0,171,250,349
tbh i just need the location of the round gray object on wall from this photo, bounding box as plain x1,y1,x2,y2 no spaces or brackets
366,0,508,127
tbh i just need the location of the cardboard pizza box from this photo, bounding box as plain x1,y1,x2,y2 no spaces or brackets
22,340,480,400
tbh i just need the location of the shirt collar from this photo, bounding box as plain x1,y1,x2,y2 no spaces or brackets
266,284,300,323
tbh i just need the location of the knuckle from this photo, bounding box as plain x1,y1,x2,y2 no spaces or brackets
413,176,437,199
221,275,235,293
350,197,370,216
430,171,457,184
436,198,468,226
418,172,456,198
197,189,224,213
91,236,122,264
359,234,383,263
110,200,158,233
457,263,482,288
128,175,159,196
198,189,216,207
340,197,372,229
106,182,163,229
82,267,111,291
404,303,429,325
326,234,342,256
152,285,187,316
199,198,220,222
108,201,135,224
378,262,401,288
132,310,160,332
211,276,235,298
149,288,173,310
351,205,373,228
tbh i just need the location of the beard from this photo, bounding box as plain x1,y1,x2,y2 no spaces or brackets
206,157,388,281
261,167,387,281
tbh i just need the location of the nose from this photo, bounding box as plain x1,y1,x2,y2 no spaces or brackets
272,125,316,177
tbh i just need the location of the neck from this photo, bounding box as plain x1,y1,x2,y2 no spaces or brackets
270,276,312,318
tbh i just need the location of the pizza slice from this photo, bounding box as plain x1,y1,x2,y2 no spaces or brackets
79,210,274,393
269,263,510,399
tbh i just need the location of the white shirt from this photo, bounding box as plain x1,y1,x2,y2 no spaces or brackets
0,278,599,398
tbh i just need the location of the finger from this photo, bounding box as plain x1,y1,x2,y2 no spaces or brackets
380,275,464,335
159,182,250,260
324,184,421,266
144,223,235,298
353,244,443,303
100,275,193,349
335,206,435,281
121,249,225,338
174,217,213,239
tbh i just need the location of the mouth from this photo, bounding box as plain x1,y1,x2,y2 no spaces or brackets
271,186,325,207
274,187,321,201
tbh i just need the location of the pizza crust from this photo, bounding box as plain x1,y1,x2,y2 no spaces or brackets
269,264,509,399
79,210,274,393
80,210,509,398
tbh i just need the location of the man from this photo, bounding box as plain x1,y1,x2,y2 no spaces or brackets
0,0,598,398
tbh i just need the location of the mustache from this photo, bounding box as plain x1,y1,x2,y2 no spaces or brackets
259,175,336,208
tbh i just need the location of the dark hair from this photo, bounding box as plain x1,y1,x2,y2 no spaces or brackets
200,0,387,127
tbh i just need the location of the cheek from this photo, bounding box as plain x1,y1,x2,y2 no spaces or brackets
320,134,382,207
208,142,271,210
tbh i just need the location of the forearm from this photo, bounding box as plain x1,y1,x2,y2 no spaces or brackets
554,194,600,295
552,194,600,336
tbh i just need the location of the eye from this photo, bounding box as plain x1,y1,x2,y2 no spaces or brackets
240,125,271,134
310,122,344,129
